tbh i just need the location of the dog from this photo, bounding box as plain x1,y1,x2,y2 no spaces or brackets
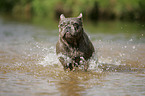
56,13,94,71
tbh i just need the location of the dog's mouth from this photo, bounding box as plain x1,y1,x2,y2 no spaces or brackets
65,32,73,38
63,32,76,44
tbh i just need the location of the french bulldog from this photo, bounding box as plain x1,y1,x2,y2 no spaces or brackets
56,13,94,71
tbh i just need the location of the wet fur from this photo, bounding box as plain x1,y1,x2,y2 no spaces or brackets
56,13,94,71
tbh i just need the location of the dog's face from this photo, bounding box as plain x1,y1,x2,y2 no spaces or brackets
58,13,83,43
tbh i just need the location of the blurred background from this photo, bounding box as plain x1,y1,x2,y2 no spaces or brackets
0,0,145,22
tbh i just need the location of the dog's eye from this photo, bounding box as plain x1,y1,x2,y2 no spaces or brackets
59,23,64,28
59,22,68,28
73,23,79,29
60,24,63,27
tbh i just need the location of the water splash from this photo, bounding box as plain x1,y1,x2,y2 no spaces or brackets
38,46,60,67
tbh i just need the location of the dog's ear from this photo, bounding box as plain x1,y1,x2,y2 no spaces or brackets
77,13,82,18
77,13,83,21
60,14,65,20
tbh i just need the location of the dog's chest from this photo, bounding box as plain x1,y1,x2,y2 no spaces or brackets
66,47,83,58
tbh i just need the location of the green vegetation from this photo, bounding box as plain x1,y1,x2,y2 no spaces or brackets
0,0,145,21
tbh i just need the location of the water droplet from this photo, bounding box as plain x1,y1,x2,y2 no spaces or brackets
132,46,136,49
124,46,127,48
119,53,122,57
129,39,133,41
99,40,101,42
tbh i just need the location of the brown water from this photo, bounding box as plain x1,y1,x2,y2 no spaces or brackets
0,17,145,96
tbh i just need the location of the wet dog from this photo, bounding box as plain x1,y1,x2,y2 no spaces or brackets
56,13,94,71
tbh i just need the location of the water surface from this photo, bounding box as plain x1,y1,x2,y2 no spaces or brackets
0,17,145,96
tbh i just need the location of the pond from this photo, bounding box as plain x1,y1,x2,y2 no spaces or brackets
0,16,145,96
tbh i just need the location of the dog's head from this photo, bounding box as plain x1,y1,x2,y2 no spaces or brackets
58,13,83,43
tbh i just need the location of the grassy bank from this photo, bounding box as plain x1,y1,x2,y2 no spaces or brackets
0,0,145,22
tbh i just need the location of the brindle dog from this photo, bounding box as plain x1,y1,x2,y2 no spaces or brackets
56,13,94,71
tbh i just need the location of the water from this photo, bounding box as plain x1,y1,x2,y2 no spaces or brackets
0,16,145,96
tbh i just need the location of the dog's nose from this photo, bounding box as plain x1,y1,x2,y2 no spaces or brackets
66,26,71,32
66,26,71,30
